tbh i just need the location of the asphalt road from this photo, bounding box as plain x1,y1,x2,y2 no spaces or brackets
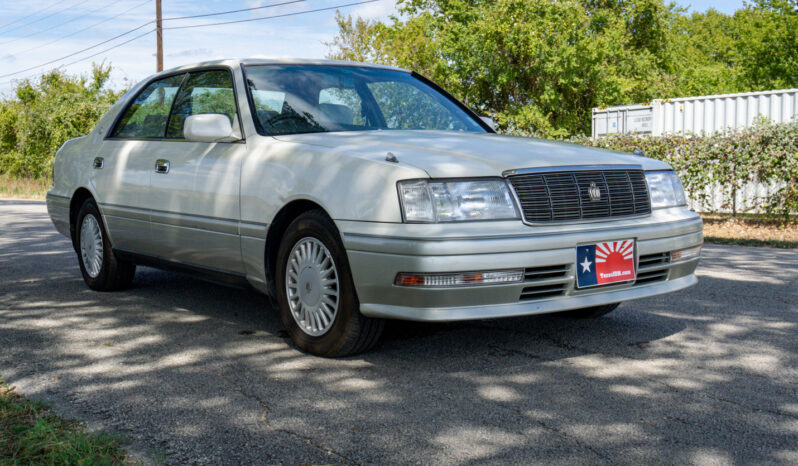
1,199,797,465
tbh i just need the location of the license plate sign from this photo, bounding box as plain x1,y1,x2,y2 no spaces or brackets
576,240,636,288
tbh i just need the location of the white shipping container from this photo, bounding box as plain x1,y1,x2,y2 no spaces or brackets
591,103,654,137
592,88,798,137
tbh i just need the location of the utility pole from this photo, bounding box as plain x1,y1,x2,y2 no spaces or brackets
156,0,163,72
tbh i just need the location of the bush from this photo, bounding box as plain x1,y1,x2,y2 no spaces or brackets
574,119,798,221
0,63,124,179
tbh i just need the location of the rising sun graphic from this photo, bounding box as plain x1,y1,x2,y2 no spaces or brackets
595,240,634,264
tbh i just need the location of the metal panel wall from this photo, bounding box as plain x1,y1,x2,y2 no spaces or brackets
591,104,654,138
592,88,798,137
654,88,798,136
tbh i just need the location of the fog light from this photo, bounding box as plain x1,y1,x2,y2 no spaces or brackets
395,269,524,287
671,245,701,262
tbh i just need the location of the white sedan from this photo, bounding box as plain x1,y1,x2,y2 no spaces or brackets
47,59,702,356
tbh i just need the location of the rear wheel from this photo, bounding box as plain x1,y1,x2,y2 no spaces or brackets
561,303,620,319
75,199,136,291
275,210,384,357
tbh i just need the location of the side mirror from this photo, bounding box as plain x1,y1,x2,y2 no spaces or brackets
480,116,499,132
183,114,240,143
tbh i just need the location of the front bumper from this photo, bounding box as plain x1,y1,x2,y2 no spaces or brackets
340,207,703,321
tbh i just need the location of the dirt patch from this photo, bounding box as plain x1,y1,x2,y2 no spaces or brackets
702,215,798,248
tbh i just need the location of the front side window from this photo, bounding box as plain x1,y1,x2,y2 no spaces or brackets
244,65,485,136
111,74,184,139
166,70,238,139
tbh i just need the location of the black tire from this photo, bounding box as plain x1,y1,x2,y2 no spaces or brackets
561,303,620,319
275,210,384,357
74,199,136,291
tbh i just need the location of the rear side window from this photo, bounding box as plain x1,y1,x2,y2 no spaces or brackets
166,70,238,139
111,74,185,139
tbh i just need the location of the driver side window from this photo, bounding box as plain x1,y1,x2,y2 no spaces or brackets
165,70,240,139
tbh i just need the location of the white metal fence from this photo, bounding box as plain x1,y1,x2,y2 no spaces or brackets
593,88,798,213
686,182,787,214
592,88,798,138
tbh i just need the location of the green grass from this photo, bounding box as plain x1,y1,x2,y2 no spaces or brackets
0,377,132,465
703,236,798,249
0,175,49,200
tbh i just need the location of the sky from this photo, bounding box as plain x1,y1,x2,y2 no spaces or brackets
0,0,745,96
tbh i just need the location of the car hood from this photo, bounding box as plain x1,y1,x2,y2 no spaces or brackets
274,130,671,178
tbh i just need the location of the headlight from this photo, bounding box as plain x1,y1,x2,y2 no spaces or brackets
645,171,687,208
398,179,519,222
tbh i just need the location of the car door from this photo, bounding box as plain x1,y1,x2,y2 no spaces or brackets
93,73,186,253
147,68,247,274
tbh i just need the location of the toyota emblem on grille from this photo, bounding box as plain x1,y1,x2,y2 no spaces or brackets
588,182,601,201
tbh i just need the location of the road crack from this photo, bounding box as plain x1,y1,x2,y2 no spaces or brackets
213,369,357,465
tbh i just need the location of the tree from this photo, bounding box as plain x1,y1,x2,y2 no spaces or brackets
732,0,798,90
0,62,123,178
327,0,798,138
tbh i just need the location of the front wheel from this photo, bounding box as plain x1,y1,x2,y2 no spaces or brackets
75,199,136,291
275,210,384,357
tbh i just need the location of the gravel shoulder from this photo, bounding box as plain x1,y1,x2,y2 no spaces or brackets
1,199,797,464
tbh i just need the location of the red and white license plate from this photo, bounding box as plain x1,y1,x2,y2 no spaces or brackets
576,239,636,288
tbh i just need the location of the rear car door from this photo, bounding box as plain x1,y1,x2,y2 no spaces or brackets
147,68,247,274
94,73,185,253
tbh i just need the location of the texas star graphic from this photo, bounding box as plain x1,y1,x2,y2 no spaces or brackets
580,256,592,273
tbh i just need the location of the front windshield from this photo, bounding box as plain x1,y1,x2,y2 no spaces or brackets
243,65,486,136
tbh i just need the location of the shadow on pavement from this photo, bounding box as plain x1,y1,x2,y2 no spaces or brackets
1,200,796,464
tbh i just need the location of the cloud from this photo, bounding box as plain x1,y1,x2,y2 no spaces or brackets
350,0,396,19
0,0,368,94
166,48,214,58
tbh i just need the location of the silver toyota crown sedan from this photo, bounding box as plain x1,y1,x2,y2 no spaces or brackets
46,59,703,357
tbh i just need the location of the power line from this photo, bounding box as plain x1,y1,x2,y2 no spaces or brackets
0,0,127,47
0,29,154,88
67,0,380,65
163,0,379,30
0,21,153,79
162,0,307,21
0,0,309,78
10,0,151,57
0,0,93,37
61,29,154,68
0,1,59,32
0,0,380,83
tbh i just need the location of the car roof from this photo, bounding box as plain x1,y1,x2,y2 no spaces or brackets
155,58,410,77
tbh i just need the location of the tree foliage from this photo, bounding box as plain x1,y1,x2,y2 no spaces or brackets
0,63,124,179
327,0,798,138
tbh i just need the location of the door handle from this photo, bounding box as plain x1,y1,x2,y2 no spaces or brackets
93,157,104,169
154,159,170,174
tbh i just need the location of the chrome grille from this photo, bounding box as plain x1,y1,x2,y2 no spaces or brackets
507,168,651,223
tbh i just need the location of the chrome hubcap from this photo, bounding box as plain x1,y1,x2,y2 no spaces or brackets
286,237,339,336
80,214,103,278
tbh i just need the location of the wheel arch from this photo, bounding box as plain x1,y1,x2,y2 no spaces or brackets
264,199,338,296
69,187,96,251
